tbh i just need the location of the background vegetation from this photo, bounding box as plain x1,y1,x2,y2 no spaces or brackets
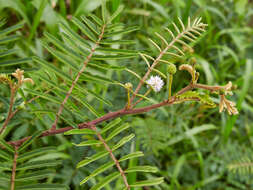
0,0,252,189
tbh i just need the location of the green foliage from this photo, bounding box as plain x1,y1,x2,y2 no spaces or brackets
0,20,31,72
65,118,163,189
0,137,68,189
176,91,216,108
228,157,253,175
0,0,252,189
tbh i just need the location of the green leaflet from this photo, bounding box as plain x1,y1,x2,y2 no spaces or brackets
60,32,89,57
0,162,12,171
0,23,23,36
59,22,90,49
16,184,69,190
96,47,138,55
77,133,136,169
41,40,80,71
18,147,57,162
18,131,43,153
107,5,124,23
111,134,135,150
72,82,112,106
80,162,115,185
0,172,10,181
71,17,97,42
103,26,139,37
80,151,144,185
88,13,103,26
64,128,96,135
176,91,216,108
44,31,84,61
59,115,79,129
0,58,31,66
92,54,136,60
81,15,100,35
79,71,115,83
130,177,164,187
106,123,131,141
77,151,109,168
33,56,72,82
0,34,20,44
90,172,121,190
100,39,135,45
71,94,101,117
38,74,112,107
17,160,62,170
0,149,12,160
74,140,102,147
118,151,144,162
125,166,158,173
88,62,125,70
15,170,55,181
24,88,61,104
101,118,121,134
0,138,14,153
0,49,17,57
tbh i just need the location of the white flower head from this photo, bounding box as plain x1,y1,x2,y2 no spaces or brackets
146,75,164,92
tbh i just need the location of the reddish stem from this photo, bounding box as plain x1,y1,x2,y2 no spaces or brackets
11,146,18,190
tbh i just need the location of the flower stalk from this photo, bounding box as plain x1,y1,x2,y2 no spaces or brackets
168,74,173,99
125,83,133,109
167,64,177,99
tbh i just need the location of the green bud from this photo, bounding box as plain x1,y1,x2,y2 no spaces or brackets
167,64,177,75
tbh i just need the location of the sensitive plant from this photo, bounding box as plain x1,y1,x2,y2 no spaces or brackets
0,2,242,190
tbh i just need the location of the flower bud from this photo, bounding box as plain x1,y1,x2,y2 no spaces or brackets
125,82,133,89
167,64,177,75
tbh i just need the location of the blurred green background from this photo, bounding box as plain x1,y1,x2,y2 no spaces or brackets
0,0,253,189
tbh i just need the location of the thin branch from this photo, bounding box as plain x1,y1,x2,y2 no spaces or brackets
11,146,18,190
192,83,224,92
51,24,106,131
6,82,222,148
0,88,16,135
91,125,130,190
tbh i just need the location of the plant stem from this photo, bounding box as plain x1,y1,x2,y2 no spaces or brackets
91,125,130,190
6,82,224,147
51,24,106,131
127,88,131,109
11,146,18,190
168,74,173,99
0,88,16,135
193,83,224,91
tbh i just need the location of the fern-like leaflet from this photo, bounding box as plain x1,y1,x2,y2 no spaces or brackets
0,19,32,73
175,91,216,108
65,118,163,189
0,134,68,190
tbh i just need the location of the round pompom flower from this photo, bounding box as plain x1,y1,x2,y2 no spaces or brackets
146,75,164,92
